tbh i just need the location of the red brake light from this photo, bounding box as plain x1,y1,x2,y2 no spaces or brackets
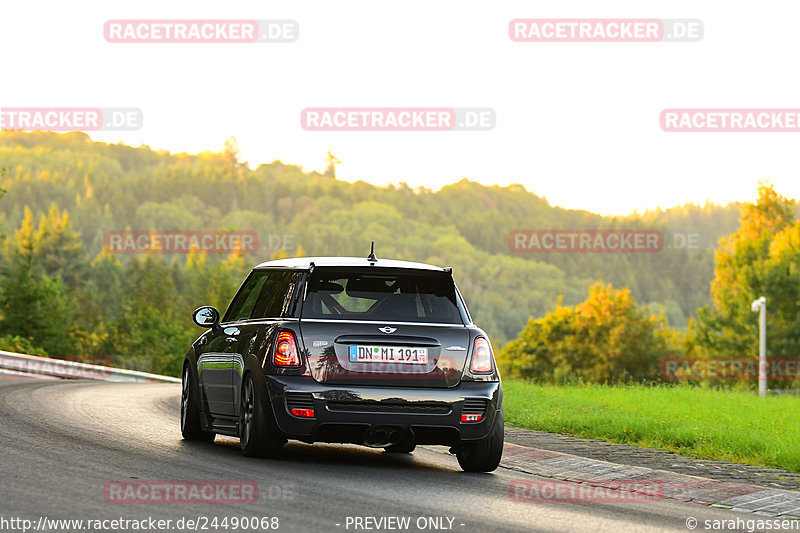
290,408,315,418
470,337,493,373
461,414,483,423
274,331,300,367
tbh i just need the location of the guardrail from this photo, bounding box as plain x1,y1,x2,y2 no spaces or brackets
0,350,181,383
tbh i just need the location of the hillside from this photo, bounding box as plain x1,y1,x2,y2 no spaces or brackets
0,132,740,369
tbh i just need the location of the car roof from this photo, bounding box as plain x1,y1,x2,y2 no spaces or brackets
253,256,449,272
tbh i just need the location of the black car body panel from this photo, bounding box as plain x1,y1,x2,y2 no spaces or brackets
264,375,502,446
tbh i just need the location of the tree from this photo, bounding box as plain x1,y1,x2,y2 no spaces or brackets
186,251,243,313
70,250,124,356
324,149,340,178
694,184,800,358
498,283,674,383
33,204,86,287
0,209,73,355
223,136,241,167
112,255,194,376
0,167,8,200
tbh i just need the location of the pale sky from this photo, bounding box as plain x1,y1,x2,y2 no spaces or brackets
2,1,799,215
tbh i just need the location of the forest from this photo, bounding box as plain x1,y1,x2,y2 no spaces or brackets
4,130,790,382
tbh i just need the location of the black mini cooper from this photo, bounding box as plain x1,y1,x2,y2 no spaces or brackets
181,254,504,472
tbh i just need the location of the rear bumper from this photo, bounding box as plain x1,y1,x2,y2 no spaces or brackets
264,375,502,447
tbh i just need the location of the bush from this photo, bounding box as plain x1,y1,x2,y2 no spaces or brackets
0,334,49,356
498,282,679,383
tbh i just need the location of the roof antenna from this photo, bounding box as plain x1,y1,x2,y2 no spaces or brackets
367,241,377,262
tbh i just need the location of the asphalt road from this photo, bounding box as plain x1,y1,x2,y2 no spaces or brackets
0,379,764,533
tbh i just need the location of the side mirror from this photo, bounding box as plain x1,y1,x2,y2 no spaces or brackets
192,306,220,329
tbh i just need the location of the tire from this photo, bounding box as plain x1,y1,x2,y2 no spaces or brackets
239,375,284,458
384,442,416,454
456,410,504,473
181,364,215,442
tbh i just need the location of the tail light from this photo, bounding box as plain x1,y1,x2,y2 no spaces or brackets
290,408,315,418
470,337,493,374
273,331,300,367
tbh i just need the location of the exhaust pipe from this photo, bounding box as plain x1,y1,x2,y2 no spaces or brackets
363,427,403,447
373,429,388,444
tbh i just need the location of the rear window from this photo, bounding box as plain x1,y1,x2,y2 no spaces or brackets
302,268,463,324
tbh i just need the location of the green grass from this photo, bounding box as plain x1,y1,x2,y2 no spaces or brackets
503,380,800,473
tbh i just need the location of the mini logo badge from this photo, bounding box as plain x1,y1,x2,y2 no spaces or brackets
378,327,397,334
312,340,328,348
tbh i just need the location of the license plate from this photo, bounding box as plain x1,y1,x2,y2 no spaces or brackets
349,345,428,364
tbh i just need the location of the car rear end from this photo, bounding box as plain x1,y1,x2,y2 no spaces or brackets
261,260,504,470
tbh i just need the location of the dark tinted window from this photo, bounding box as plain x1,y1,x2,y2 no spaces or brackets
223,271,269,322
252,271,296,318
302,268,463,323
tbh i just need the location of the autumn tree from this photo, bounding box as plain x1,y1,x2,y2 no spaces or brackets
695,184,800,358
498,282,675,383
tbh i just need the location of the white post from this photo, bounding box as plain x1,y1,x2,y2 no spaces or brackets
751,297,767,397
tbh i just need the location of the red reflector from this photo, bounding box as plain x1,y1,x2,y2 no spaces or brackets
290,408,315,418
461,414,482,423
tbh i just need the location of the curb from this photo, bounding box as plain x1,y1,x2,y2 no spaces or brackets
500,442,800,518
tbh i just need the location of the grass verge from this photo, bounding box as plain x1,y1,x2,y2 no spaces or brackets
503,380,800,473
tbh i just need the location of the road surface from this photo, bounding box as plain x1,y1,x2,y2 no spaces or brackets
0,379,763,532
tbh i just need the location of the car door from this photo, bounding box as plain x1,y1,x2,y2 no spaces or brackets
197,270,270,418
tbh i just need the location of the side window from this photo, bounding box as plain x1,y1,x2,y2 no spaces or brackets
222,271,270,323
252,271,296,319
